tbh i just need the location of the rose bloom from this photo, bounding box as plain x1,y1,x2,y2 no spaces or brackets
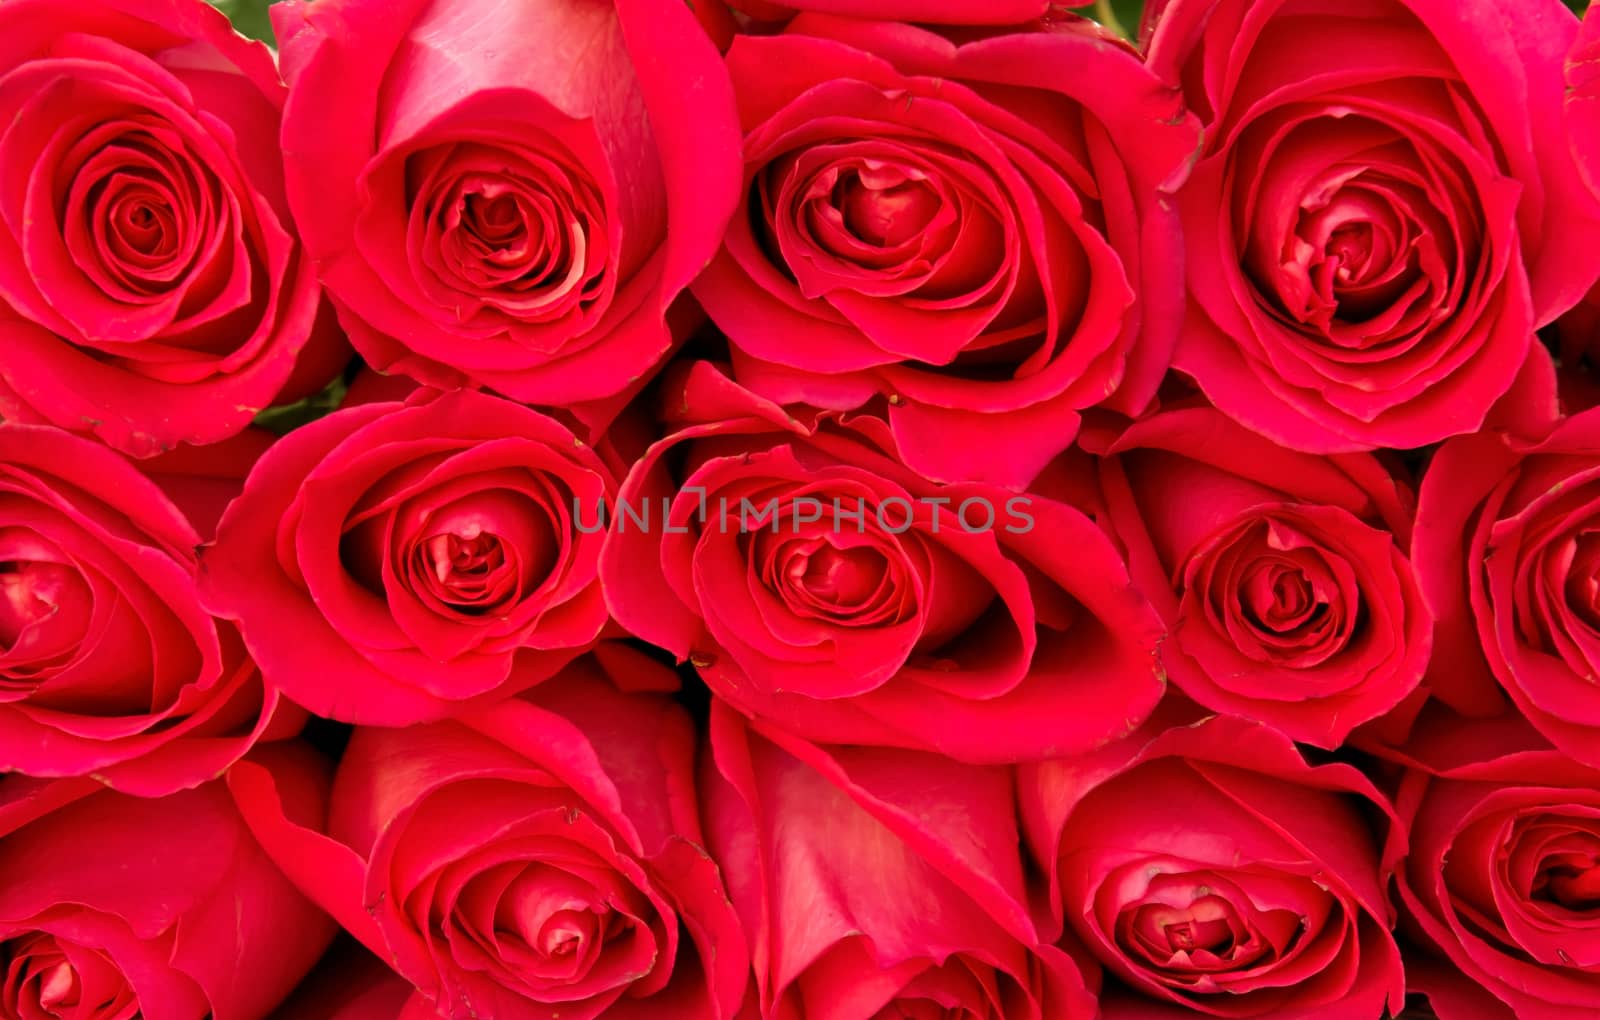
602,361,1165,763
270,0,741,408
231,647,749,1020
1393,708,1600,1020
0,746,334,1019
0,0,342,458
0,424,303,795
1021,709,1405,1019
1144,0,1600,451
200,388,618,726
704,702,1096,1020
1088,403,1431,747
694,14,1199,489
1414,406,1600,766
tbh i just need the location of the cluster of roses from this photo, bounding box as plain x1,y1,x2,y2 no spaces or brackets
10,0,1600,1017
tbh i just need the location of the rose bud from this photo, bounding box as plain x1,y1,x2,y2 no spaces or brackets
229,646,750,1020
1413,406,1600,766
0,424,302,795
200,388,619,726
704,702,1096,1019
270,0,742,412
695,14,1200,488
0,745,335,1019
1088,404,1431,748
602,360,1165,763
1392,708,1600,1020
0,0,342,458
1021,709,1406,1019
1143,0,1599,451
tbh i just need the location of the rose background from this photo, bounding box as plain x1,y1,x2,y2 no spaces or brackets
0,0,1598,1017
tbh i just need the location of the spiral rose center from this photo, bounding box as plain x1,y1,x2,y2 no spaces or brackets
0,534,91,660
1192,515,1359,670
787,541,890,615
1240,559,1328,635
1112,867,1313,985
1533,853,1600,911
1563,533,1600,632
393,140,613,329
835,165,941,248
1131,896,1242,959
1286,179,1420,327
484,863,637,986
415,520,514,614
71,129,208,298
464,191,527,251
1,932,130,1019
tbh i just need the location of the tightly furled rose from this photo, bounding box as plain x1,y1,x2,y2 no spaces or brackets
0,746,335,1019
231,648,749,1020
200,389,618,726
271,0,741,409
1145,0,1598,451
0,424,303,795
1088,404,1431,747
1021,710,1405,1019
0,0,341,458
1414,407,1600,765
695,14,1199,488
602,361,1165,763
704,702,1096,1019
1393,709,1600,1020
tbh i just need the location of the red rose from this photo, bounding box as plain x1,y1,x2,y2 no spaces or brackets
0,424,302,794
271,0,741,409
1146,0,1599,451
704,702,1096,1019
694,14,1199,488
0,745,335,1019
1394,709,1600,1020
1088,404,1432,747
602,361,1166,762
200,389,618,726
230,647,749,1020
1414,407,1600,766
0,0,340,458
1021,710,1406,1019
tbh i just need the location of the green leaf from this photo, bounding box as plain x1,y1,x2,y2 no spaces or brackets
208,0,279,46
253,373,350,436
1109,0,1145,35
